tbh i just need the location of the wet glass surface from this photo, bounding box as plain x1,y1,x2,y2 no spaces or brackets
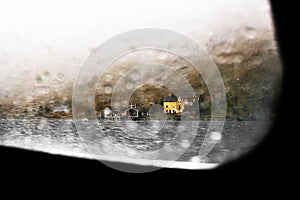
0,0,282,170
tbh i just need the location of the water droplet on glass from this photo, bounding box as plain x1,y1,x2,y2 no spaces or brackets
125,82,133,90
104,86,112,94
209,131,222,141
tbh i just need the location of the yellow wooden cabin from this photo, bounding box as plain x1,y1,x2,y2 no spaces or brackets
163,96,184,114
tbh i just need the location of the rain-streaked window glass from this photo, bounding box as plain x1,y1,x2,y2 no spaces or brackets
0,0,282,172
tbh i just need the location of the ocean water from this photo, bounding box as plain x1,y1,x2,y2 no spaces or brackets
0,119,271,165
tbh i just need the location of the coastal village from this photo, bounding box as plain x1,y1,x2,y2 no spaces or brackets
0,89,204,120
98,94,203,120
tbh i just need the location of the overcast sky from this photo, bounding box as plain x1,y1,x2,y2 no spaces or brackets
0,0,273,98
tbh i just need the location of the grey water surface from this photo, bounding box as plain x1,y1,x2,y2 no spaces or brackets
0,119,271,164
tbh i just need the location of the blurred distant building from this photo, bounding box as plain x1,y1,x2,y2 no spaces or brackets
53,105,70,113
99,107,112,119
162,95,184,114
